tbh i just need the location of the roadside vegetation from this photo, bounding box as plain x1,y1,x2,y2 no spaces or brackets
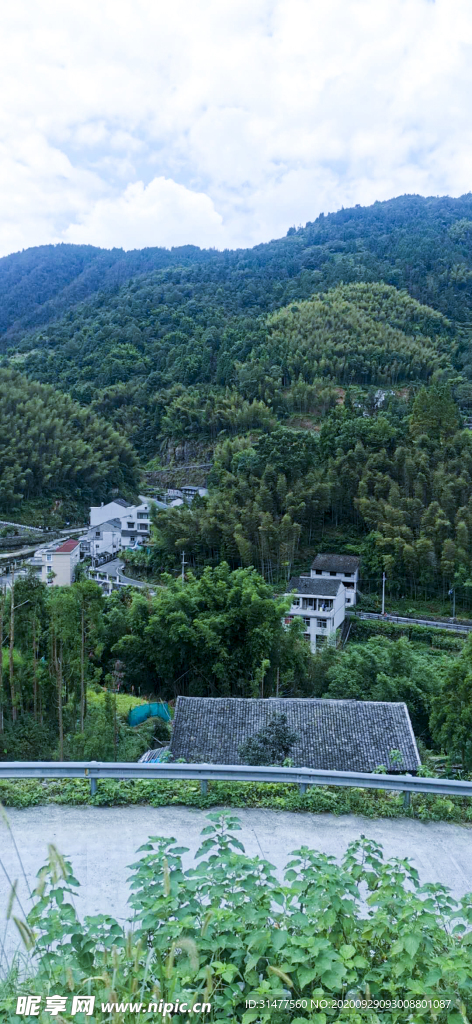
0,813,471,1023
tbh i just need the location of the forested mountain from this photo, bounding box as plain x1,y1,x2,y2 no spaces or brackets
2,192,472,351
3,191,472,594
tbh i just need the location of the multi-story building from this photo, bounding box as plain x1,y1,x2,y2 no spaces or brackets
284,576,346,653
89,496,164,551
119,501,153,549
40,538,81,586
80,519,122,566
89,498,135,527
310,553,360,606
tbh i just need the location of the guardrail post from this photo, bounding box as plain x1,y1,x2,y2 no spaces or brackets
200,779,208,795
299,783,307,795
90,777,97,796
403,790,411,809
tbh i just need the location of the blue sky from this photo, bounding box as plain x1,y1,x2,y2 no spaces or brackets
0,0,470,256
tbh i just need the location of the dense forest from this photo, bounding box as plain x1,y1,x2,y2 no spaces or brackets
4,194,472,765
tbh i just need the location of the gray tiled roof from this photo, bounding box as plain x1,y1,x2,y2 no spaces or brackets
170,697,421,773
287,576,342,596
311,553,360,572
115,498,133,508
88,518,122,533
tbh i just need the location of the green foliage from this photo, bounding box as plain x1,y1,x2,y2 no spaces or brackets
2,775,472,826
265,283,454,387
238,713,300,766
319,636,447,742
0,368,139,508
112,563,312,698
431,634,472,768
2,814,472,1022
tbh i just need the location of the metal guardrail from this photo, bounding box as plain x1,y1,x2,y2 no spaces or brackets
348,609,472,633
1,761,472,809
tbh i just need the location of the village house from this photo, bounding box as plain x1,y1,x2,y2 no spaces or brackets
89,496,164,551
167,696,421,774
89,497,134,527
39,538,81,586
310,553,360,605
285,575,346,653
80,518,122,566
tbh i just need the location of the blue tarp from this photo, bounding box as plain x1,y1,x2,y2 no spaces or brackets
128,702,171,727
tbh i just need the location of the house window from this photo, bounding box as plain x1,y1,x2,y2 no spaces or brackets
137,512,148,520
292,597,300,606
303,633,311,642
344,572,352,578
303,617,311,627
127,522,135,529
316,618,326,629
284,616,293,624
138,524,147,531
315,569,322,575
47,555,52,561
302,598,315,610
329,571,336,576
95,531,100,537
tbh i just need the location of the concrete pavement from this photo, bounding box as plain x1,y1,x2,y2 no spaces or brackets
1,806,471,965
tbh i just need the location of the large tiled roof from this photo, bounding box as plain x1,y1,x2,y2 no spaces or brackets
170,697,421,773
311,553,360,572
114,497,133,508
287,576,342,596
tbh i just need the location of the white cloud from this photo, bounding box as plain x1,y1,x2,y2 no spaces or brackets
64,177,224,249
0,0,471,255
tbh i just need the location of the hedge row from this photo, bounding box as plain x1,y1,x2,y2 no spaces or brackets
1,777,471,824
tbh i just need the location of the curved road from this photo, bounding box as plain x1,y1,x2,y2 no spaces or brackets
1,805,471,964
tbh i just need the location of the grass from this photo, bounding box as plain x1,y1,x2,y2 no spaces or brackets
0,777,471,824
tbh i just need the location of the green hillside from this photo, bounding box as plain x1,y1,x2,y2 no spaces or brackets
0,369,139,509
2,192,472,351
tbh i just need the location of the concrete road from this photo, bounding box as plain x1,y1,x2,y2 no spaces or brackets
1,806,471,965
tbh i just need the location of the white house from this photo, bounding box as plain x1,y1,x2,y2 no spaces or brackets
80,519,122,566
119,501,154,549
285,576,346,653
40,538,81,586
90,498,134,527
310,553,360,606
89,497,162,551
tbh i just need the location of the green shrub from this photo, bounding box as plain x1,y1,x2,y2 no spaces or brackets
1,813,471,1022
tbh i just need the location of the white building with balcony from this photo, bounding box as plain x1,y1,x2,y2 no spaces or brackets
310,553,360,606
285,576,346,653
119,501,154,549
80,519,122,566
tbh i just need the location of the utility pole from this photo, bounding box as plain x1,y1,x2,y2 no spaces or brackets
181,550,188,584
382,572,386,616
449,587,456,621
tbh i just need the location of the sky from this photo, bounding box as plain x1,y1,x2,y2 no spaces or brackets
0,0,471,257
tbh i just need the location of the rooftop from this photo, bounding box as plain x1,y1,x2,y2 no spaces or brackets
54,539,80,553
311,553,360,573
287,576,343,597
170,697,421,773
87,518,122,532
